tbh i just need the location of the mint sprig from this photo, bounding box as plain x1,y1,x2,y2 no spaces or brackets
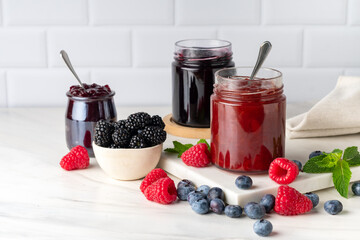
303,146,360,198
164,139,210,158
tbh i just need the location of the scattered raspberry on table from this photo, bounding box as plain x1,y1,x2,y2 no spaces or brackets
181,143,211,167
269,158,299,184
60,145,90,171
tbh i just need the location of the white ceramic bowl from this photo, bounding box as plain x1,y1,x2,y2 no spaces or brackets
93,142,163,180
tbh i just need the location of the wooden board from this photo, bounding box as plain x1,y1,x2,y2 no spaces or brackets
159,133,360,205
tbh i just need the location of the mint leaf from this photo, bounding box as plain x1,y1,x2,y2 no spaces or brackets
332,159,352,198
303,154,334,173
197,139,210,151
315,152,341,169
343,146,360,167
331,149,343,159
164,141,193,158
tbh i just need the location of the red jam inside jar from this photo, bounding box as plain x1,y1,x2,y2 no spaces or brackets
211,67,286,172
65,83,117,157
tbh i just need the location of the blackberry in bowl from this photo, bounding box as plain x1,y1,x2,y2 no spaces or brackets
92,112,167,180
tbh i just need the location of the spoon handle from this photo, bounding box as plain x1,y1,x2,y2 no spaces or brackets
60,50,84,88
250,41,272,80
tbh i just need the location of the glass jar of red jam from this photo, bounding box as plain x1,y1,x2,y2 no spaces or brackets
172,39,234,128
65,84,117,157
211,67,286,172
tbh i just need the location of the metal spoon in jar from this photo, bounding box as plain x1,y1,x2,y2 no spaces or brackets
249,41,272,80
60,50,85,89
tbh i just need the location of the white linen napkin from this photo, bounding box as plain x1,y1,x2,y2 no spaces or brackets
287,76,360,139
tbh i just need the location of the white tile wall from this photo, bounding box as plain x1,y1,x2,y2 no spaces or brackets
349,0,360,25
176,0,260,25
0,0,359,107
263,0,347,25
90,0,173,25
7,69,90,107
304,28,360,67
0,30,46,67
48,29,131,67
0,71,6,107
92,68,171,106
219,28,303,67
3,0,88,25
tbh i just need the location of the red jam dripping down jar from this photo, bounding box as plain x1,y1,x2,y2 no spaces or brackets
211,67,286,172
65,91,117,157
172,39,234,128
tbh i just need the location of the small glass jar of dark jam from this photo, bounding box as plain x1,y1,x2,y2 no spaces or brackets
172,39,234,128
65,84,117,157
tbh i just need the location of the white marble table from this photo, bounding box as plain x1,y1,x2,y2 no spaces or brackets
1,105,360,240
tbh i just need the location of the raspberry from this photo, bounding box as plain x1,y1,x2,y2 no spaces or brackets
274,186,313,216
140,168,168,193
269,158,299,184
144,177,177,204
60,146,90,171
181,143,211,167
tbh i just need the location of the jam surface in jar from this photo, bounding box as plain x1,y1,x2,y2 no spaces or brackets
211,68,286,172
172,39,234,128
65,83,117,157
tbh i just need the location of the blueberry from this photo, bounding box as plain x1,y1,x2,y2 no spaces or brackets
177,179,195,189
177,180,196,201
309,150,323,159
209,198,225,214
207,187,225,201
352,181,360,196
260,194,275,213
324,200,343,215
244,202,266,219
305,192,319,208
292,160,302,171
197,185,210,196
191,198,209,214
187,191,206,205
224,205,242,218
235,175,253,190
253,219,273,237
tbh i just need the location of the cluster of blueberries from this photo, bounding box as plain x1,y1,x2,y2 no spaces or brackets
177,179,275,237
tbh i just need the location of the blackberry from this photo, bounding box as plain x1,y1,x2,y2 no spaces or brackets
109,143,121,149
150,115,165,129
112,128,131,147
113,119,127,130
94,120,114,147
125,112,151,131
129,135,147,149
141,126,167,146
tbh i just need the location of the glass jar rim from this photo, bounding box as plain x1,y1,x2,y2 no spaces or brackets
175,39,232,50
215,67,282,82
66,91,115,101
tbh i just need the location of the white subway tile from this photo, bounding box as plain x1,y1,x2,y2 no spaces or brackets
3,0,88,25
90,0,173,25
349,0,360,25
304,28,360,67
48,29,131,67
133,28,216,67
7,69,90,107
92,68,171,106
0,71,6,107
0,30,46,67
279,68,343,102
344,69,360,76
263,0,346,25
219,28,303,67
176,0,260,25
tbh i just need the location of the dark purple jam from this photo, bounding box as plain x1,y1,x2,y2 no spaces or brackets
65,84,116,157
171,39,234,128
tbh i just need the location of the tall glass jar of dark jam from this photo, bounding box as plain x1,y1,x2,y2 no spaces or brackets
65,92,117,157
172,39,234,128
211,67,286,172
